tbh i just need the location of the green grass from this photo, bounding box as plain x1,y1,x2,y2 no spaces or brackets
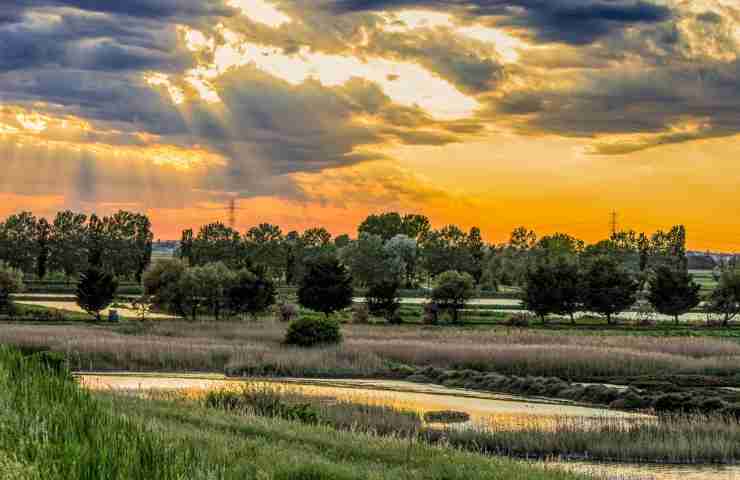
0,347,586,480
0,347,224,479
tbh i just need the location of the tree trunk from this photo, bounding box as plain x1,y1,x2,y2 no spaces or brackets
674,314,679,326
570,313,576,325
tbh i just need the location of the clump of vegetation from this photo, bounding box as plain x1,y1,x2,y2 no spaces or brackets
75,267,118,321
351,303,370,324
423,410,470,424
431,413,740,464
285,316,343,347
0,262,24,317
203,384,422,436
275,302,299,322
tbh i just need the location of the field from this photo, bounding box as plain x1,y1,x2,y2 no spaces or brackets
3,319,739,392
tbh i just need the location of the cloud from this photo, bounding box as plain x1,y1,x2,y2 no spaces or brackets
328,0,672,44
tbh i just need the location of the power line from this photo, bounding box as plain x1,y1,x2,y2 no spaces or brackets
610,211,618,237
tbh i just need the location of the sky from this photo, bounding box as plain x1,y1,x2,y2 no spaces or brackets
0,0,739,250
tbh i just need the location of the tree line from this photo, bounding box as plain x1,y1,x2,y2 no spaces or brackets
0,210,153,281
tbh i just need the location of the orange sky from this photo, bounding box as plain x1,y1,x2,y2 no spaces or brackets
1,1,739,251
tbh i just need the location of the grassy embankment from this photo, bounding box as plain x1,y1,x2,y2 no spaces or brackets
0,347,585,480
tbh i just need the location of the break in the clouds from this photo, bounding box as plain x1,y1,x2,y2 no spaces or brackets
0,0,739,244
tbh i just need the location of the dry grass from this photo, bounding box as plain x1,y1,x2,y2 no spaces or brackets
1,321,739,381
438,414,740,464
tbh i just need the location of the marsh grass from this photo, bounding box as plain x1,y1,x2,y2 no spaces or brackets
1,321,739,382
144,379,740,465
436,414,740,464
0,346,590,480
202,383,423,436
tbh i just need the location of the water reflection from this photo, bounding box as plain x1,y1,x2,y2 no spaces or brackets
80,374,736,480
549,461,740,480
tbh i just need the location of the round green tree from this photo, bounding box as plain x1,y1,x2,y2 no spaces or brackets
431,270,476,324
647,265,701,325
581,256,639,325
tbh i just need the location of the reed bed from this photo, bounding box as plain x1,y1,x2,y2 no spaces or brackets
0,346,590,480
438,414,740,464
1,320,739,382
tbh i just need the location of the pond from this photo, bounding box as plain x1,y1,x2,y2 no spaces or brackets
80,374,739,480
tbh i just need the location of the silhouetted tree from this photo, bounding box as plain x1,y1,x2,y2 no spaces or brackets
76,268,118,321
298,255,353,317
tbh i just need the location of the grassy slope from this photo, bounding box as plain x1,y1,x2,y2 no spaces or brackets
0,347,585,480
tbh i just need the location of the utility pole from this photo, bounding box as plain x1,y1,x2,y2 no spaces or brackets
228,198,236,229
610,211,619,237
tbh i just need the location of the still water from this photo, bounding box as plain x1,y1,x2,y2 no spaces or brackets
80,374,739,480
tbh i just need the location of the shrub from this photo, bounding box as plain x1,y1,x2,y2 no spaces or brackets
0,262,24,317
423,410,470,424
275,302,299,322
285,316,343,347
351,303,370,324
505,312,532,327
422,302,440,324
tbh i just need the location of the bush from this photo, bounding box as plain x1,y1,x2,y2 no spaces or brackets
422,302,440,324
275,302,299,322
505,312,532,327
285,316,343,347
351,303,370,324
0,262,24,316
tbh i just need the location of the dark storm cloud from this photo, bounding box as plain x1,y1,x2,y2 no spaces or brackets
3,0,233,21
328,0,672,44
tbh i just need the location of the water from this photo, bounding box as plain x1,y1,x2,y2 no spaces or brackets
80,374,739,480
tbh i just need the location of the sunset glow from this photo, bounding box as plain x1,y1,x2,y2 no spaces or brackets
0,0,739,250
